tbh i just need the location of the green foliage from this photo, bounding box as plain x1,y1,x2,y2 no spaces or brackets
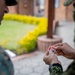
0,20,36,50
4,14,48,54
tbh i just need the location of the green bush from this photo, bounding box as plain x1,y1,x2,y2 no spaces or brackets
4,14,48,54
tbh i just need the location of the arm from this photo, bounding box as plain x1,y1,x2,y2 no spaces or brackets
43,50,63,75
0,47,14,75
49,60,75,75
49,63,63,75
53,43,75,59
43,43,75,75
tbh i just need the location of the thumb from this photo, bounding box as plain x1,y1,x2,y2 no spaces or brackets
54,46,64,55
45,50,49,55
54,46,63,51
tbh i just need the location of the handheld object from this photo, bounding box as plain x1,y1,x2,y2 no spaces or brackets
48,46,56,53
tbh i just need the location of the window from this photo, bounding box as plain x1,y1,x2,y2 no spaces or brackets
36,0,40,6
55,0,60,8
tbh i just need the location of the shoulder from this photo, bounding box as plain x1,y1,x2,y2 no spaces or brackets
0,47,14,75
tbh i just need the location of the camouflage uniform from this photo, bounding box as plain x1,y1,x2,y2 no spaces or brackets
0,0,17,75
0,47,14,75
49,0,75,74
49,60,75,75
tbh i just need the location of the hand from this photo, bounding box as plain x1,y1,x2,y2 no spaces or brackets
54,43,75,59
43,50,61,65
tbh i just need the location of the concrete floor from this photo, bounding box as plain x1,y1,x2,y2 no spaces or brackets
13,22,75,75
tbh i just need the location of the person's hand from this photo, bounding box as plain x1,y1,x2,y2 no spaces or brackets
43,50,61,65
54,43,75,59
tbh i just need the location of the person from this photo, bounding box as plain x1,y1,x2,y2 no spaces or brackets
0,0,17,75
43,43,75,75
43,0,75,75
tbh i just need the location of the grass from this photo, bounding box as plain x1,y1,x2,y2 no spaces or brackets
0,20,36,50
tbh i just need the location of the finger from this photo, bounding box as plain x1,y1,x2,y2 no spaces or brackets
45,60,50,65
54,46,63,51
43,51,49,60
43,55,49,63
56,50,64,56
58,52,64,55
45,50,49,55
49,52,55,56
48,46,51,50
54,43,63,46
48,46,56,54
54,47,64,55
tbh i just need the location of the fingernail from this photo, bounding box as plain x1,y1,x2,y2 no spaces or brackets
54,46,58,49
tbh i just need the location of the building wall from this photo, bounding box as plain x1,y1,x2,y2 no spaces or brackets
44,0,66,21
8,6,18,14
34,0,40,16
44,0,48,17
8,0,74,21
55,0,66,21
44,0,74,21
18,0,34,15
67,5,74,21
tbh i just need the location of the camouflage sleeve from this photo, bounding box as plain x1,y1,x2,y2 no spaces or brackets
0,47,14,75
73,9,75,21
61,60,75,75
63,0,73,6
49,63,63,75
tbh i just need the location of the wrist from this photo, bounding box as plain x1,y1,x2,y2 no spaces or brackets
71,49,75,59
49,63,63,72
50,59,61,65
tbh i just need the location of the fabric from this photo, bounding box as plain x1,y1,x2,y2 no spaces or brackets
63,0,73,6
0,47,14,75
49,63,63,75
49,60,75,75
5,0,17,6
73,10,75,21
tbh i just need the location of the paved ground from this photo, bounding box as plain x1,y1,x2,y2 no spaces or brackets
13,52,49,75
12,22,75,75
13,51,73,75
55,21,75,48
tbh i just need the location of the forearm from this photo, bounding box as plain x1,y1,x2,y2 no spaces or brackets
71,49,75,59
49,63,63,75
